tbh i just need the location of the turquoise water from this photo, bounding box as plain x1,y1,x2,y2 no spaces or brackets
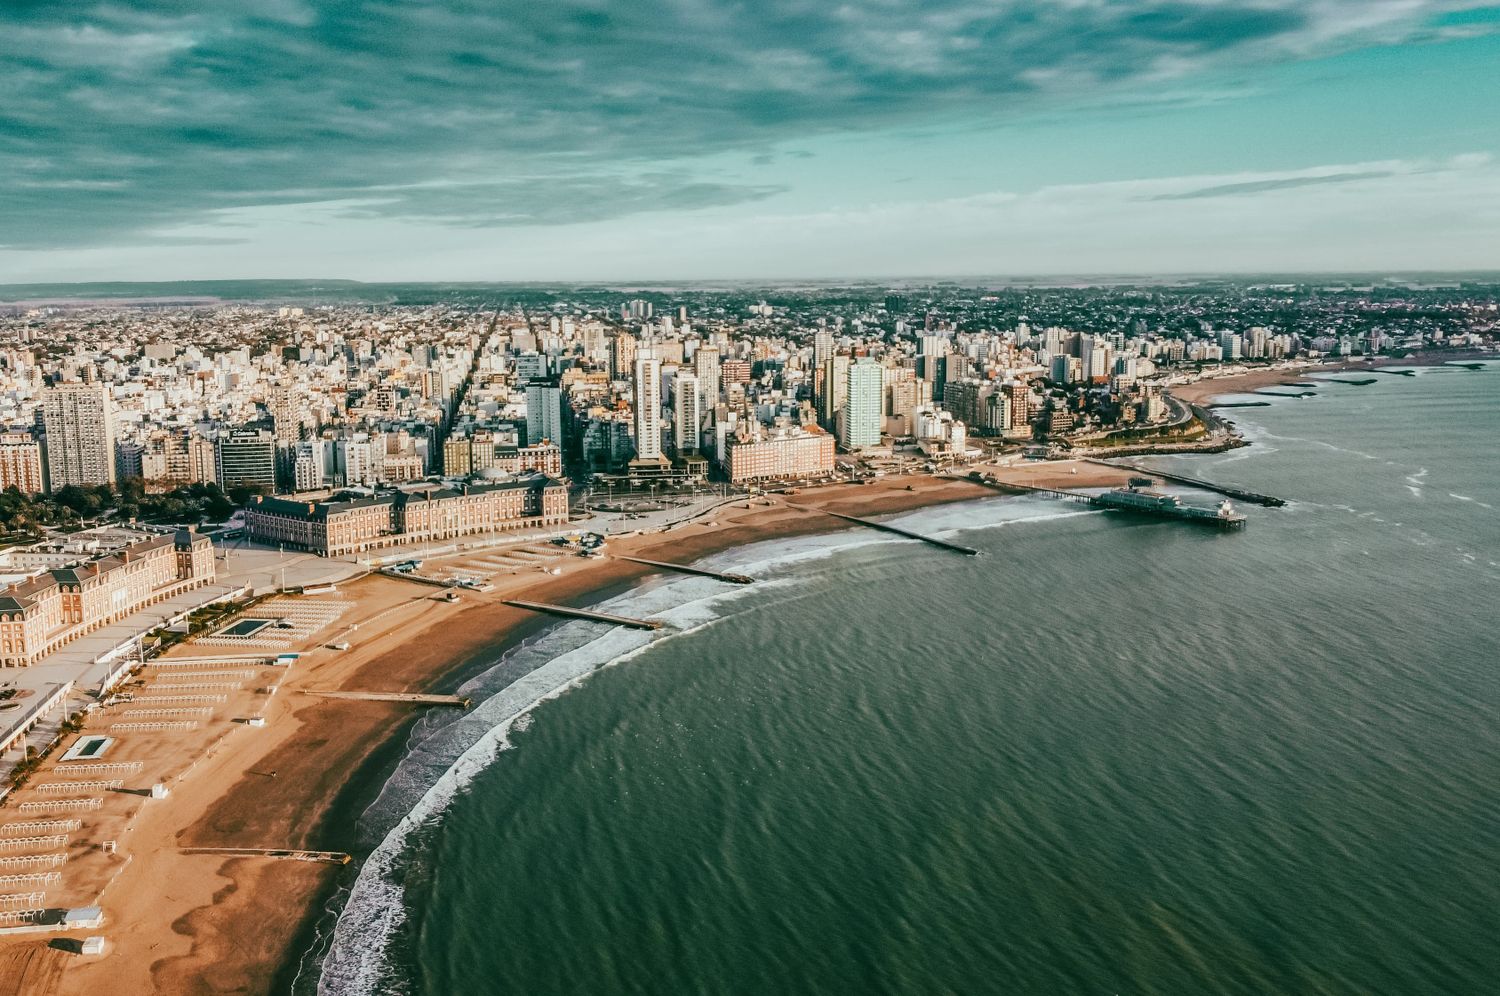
319,364,1499,995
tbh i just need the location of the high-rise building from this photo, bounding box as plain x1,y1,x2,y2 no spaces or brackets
525,380,565,448
270,385,306,443
813,328,835,367
915,352,948,401
674,373,702,454
839,359,883,451
42,382,116,490
611,333,638,381
293,439,328,492
1005,380,1032,433
0,430,46,494
632,345,664,463
216,426,278,493
693,345,721,408
818,354,849,430
1219,330,1244,360
140,429,217,492
721,358,752,386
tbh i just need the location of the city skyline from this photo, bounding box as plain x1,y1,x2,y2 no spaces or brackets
4,2,1500,283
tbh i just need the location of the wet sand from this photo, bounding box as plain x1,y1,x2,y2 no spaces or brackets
10,473,1080,994
1168,352,1490,405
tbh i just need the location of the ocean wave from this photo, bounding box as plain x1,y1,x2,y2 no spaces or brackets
316,573,769,995
313,493,1124,994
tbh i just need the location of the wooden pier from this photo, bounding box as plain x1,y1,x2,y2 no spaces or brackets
1088,460,1287,507
502,599,663,630
791,505,979,556
301,690,471,708
615,555,754,584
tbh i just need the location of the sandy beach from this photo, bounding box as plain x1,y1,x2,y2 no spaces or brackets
1166,352,1490,406
0,466,1144,995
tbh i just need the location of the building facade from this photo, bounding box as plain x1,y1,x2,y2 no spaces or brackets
0,431,46,494
839,359,883,450
216,426,278,492
725,423,835,483
632,348,663,462
524,381,565,448
42,382,116,490
139,428,217,492
0,528,215,667
674,373,702,454
245,475,569,557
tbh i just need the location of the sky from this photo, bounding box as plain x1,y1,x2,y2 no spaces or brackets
3,1,1499,283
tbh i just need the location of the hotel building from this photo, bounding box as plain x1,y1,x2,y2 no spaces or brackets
725,421,835,484
245,475,569,557
0,528,216,667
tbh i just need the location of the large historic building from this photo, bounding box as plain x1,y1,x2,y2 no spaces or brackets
244,475,569,557
725,422,835,484
0,528,216,667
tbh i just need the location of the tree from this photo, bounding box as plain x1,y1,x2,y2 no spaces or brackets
54,485,101,515
228,483,266,506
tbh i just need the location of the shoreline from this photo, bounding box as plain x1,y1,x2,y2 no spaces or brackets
258,476,1034,994
7,472,1085,994
1166,351,1493,406
4,353,1488,991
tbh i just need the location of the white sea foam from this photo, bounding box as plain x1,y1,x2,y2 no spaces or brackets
316,574,767,996
1445,493,1493,510
314,492,1113,993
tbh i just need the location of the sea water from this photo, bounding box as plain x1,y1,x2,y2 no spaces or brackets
316,362,1499,996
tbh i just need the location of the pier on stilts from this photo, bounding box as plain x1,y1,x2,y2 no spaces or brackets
1085,460,1286,507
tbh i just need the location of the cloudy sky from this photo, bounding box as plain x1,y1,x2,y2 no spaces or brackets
3,1,1499,282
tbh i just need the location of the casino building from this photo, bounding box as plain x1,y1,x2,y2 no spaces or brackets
0,529,216,667
245,475,569,557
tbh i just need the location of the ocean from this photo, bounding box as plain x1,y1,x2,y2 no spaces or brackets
309,362,1499,995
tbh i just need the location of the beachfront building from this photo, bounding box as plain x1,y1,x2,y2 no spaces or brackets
838,359,883,451
0,528,216,667
244,475,569,557
674,373,702,454
724,420,835,484
631,346,665,463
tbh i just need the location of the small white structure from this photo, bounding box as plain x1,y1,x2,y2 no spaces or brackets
64,906,103,929
81,936,106,956
149,784,170,799
247,717,267,728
